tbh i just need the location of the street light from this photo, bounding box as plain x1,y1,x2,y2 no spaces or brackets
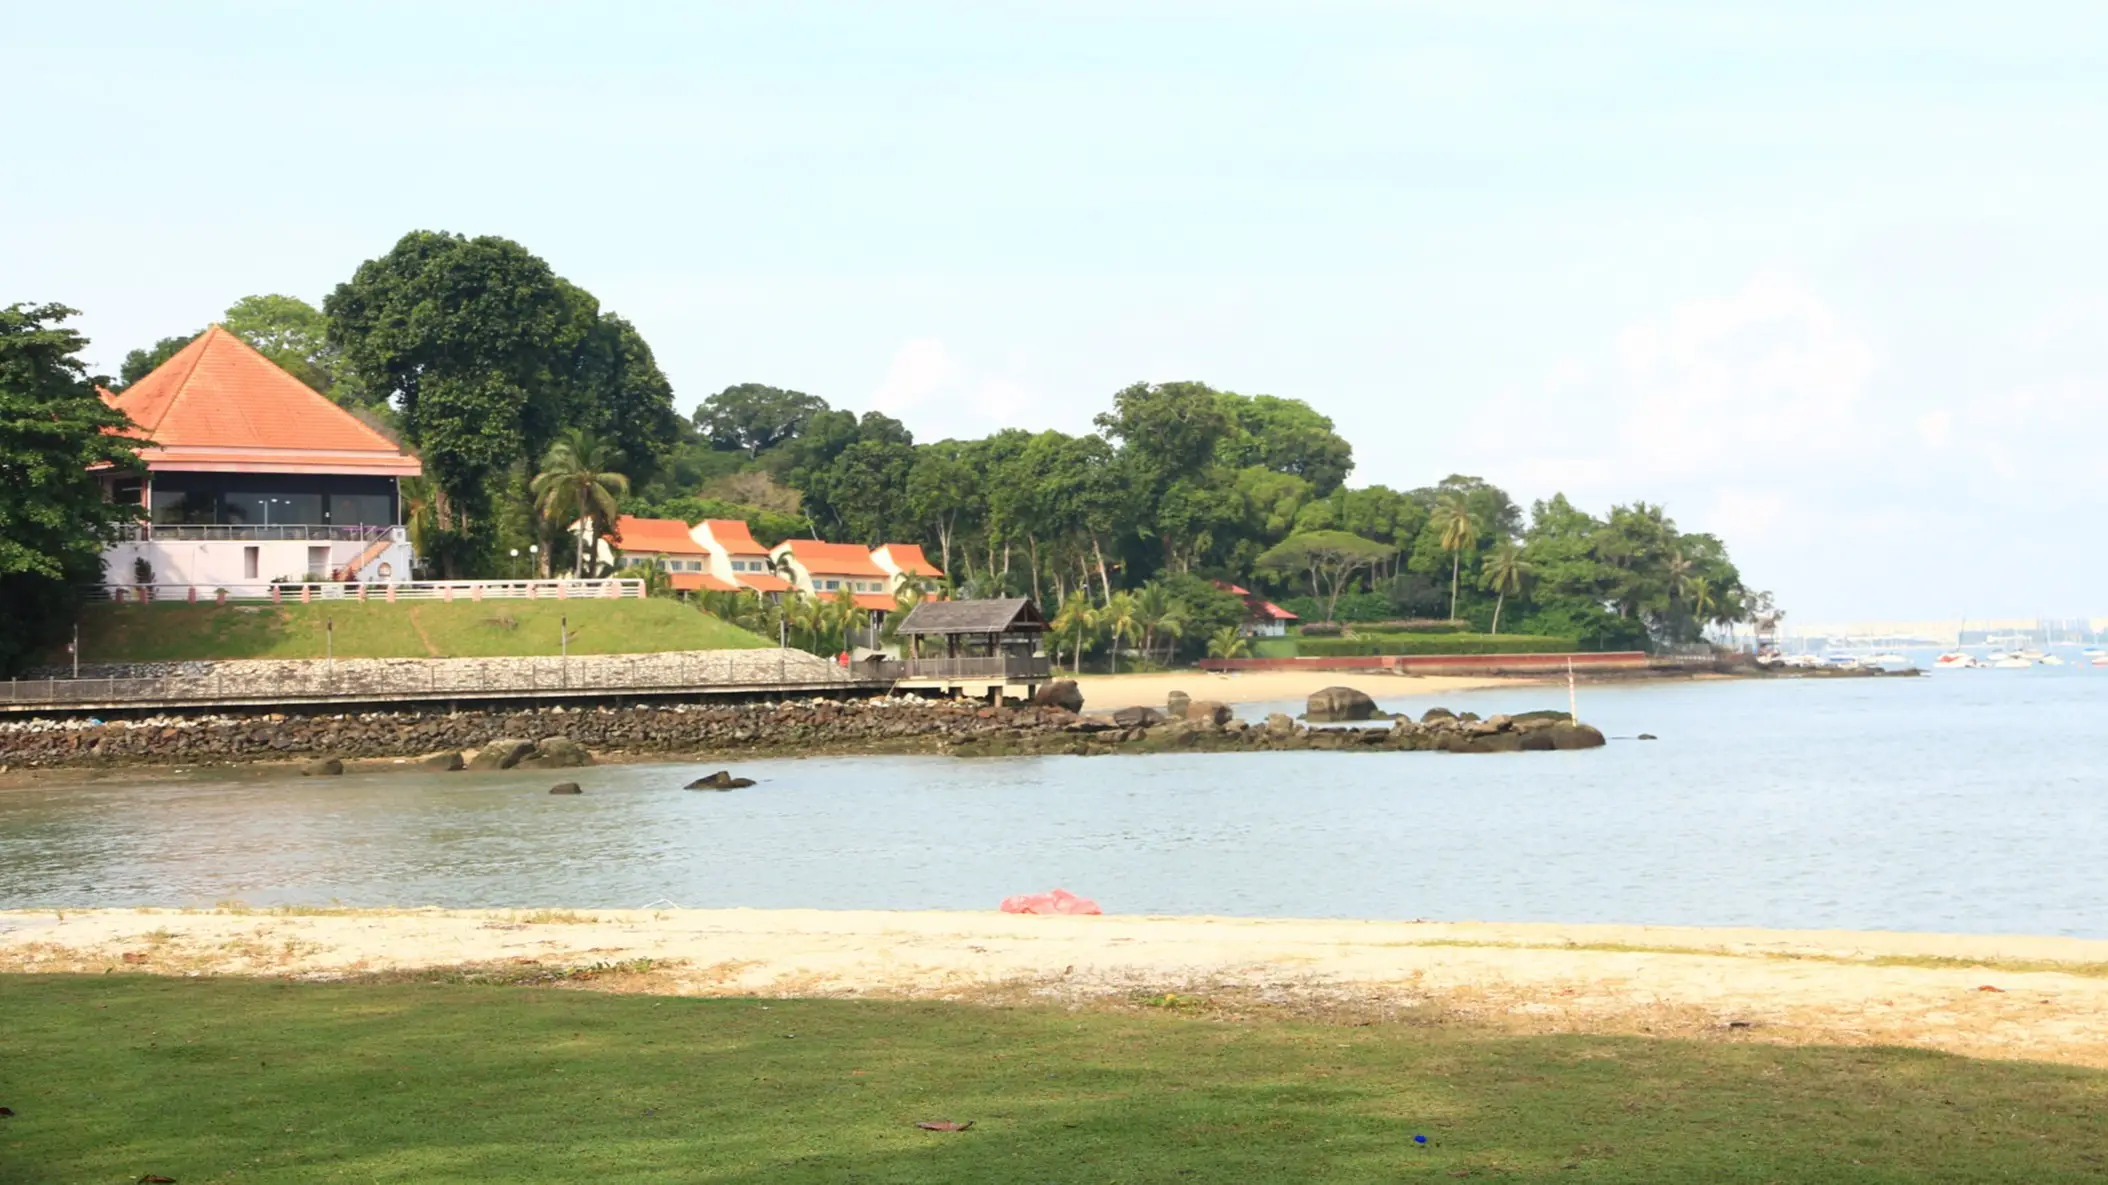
528,543,540,580
510,547,520,579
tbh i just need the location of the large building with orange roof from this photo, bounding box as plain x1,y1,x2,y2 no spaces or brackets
96,326,421,594
870,542,944,595
594,516,736,593
690,519,793,598
770,539,896,611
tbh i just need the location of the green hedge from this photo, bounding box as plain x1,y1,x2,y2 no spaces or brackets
1291,634,1580,657
1251,637,1301,659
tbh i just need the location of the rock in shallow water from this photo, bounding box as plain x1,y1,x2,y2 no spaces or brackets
300,757,343,777
685,770,755,790
548,782,582,795
1306,686,1379,723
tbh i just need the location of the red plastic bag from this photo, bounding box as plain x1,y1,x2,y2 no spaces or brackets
999,888,1102,915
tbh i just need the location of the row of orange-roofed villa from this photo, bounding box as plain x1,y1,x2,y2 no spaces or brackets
589,516,944,611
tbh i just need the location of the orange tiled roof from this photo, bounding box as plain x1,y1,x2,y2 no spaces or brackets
699,518,767,555
608,516,708,556
777,539,887,577
736,572,792,593
101,327,419,476
875,543,944,578
853,592,897,611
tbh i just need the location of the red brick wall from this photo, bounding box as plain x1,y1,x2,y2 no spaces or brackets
1194,652,1651,675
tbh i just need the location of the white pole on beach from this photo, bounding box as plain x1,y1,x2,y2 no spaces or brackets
1567,657,1577,724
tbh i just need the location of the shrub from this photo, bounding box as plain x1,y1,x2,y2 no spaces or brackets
1343,619,1467,635
1293,634,1581,656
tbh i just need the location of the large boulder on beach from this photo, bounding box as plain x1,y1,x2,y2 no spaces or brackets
1112,706,1164,728
1305,685,1379,723
1165,690,1190,718
531,736,593,768
1420,707,1457,725
1032,680,1085,713
421,751,466,772
1183,700,1232,729
468,738,537,771
1264,712,1298,738
300,757,343,777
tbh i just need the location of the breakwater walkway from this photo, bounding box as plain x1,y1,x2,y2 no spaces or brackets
1,649,884,716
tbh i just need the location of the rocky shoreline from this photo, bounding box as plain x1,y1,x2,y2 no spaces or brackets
0,684,1605,774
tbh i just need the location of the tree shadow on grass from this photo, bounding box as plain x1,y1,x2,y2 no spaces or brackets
2,977,2103,1184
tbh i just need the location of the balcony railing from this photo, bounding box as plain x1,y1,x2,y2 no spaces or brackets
115,524,407,543
885,655,1053,682
98,579,647,603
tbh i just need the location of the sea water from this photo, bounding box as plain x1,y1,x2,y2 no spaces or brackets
2,668,2103,936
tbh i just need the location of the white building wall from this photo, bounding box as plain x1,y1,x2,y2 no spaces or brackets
102,535,414,597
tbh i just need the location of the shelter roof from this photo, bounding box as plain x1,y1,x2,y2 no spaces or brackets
777,539,887,577
1255,600,1299,621
608,516,708,555
100,326,419,476
895,596,1047,636
853,593,897,611
736,572,792,593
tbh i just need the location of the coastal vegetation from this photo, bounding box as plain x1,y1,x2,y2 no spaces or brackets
5,975,2103,1183
67,599,767,664
4,231,1762,673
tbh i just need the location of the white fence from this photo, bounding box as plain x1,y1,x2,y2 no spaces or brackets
115,524,406,544
98,579,647,604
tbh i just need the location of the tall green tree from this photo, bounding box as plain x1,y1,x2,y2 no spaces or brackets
531,429,630,578
222,294,346,396
694,383,828,458
0,304,142,674
1217,392,1354,495
1255,530,1395,623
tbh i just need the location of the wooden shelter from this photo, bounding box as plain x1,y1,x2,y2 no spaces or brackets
891,597,1051,687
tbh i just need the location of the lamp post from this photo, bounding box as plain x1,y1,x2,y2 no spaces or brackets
326,617,334,664
71,622,79,679
510,548,520,580
528,543,540,580
560,614,569,688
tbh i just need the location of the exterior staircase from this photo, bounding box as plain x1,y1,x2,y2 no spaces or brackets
333,531,397,582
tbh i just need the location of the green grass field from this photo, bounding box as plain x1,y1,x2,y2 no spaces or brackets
68,598,769,663
2,976,2103,1183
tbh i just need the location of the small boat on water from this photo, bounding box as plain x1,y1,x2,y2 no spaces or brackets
1867,652,1908,665
1934,652,1982,669
2039,653,2067,666
2093,655,2108,667
1989,652,2033,670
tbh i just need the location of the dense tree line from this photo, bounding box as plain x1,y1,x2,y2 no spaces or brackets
0,305,141,675
24,227,1758,670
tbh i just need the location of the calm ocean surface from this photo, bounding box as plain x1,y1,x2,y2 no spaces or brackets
3,662,2104,936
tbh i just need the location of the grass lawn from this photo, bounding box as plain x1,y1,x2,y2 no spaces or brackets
3,976,2104,1183
68,599,769,663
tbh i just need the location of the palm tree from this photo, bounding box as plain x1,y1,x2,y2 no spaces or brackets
1482,542,1532,635
397,476,439,565
531,430,630,578
1429,493,1480,622
1100,589,1140,674
1051,591,1099,673
1687,575,1716,641
1133,582,1185,666
1206,625,1250,660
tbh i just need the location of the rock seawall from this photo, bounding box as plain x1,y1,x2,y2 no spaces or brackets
0,698,1608,772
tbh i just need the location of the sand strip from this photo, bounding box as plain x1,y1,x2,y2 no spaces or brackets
6,908,2106,1067
1071,671,1537,710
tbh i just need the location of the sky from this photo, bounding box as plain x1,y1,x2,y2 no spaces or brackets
5,1,2106,623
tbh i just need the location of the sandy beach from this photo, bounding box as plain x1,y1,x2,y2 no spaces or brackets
8,907,2105,1067
1071,670,1536,711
